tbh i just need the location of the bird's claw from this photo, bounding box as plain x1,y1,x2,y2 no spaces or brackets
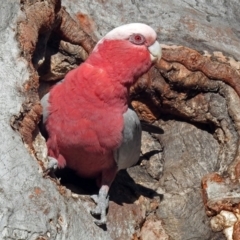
90,192,109,225
43,156,58,177
90,206,107,225
90,203,101,216
94,217,107,226
90,194,99,203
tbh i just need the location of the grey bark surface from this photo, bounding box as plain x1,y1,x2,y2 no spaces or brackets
63,0,240,60
1,0,240,240
156,120,220,239
0,2,111,240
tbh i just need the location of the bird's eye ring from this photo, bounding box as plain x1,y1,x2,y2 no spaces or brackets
129,34,146,45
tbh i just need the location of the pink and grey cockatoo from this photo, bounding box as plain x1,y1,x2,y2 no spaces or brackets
41,23,161,225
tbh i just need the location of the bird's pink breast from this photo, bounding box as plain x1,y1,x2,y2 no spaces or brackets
46,64,126,178
46,38,153,178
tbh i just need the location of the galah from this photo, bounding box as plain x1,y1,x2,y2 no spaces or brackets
41,23,161,225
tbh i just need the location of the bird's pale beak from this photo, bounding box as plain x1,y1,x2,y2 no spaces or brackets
148,41,161,63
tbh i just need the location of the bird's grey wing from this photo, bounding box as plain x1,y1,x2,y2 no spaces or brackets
114,108,142,170
41,92,50,125
39,92,50,138
40,79,65,125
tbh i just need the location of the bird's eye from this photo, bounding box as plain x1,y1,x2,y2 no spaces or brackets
129,34,146,45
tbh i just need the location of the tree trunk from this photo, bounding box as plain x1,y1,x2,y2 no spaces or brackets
1,0,240,239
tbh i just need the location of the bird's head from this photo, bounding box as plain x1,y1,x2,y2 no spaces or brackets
87,23,161,86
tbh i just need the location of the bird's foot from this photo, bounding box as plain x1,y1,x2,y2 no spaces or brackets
43,156,58,177
90,186,109,225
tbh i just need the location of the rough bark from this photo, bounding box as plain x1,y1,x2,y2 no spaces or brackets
0,1,110,240
1,0,240,240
